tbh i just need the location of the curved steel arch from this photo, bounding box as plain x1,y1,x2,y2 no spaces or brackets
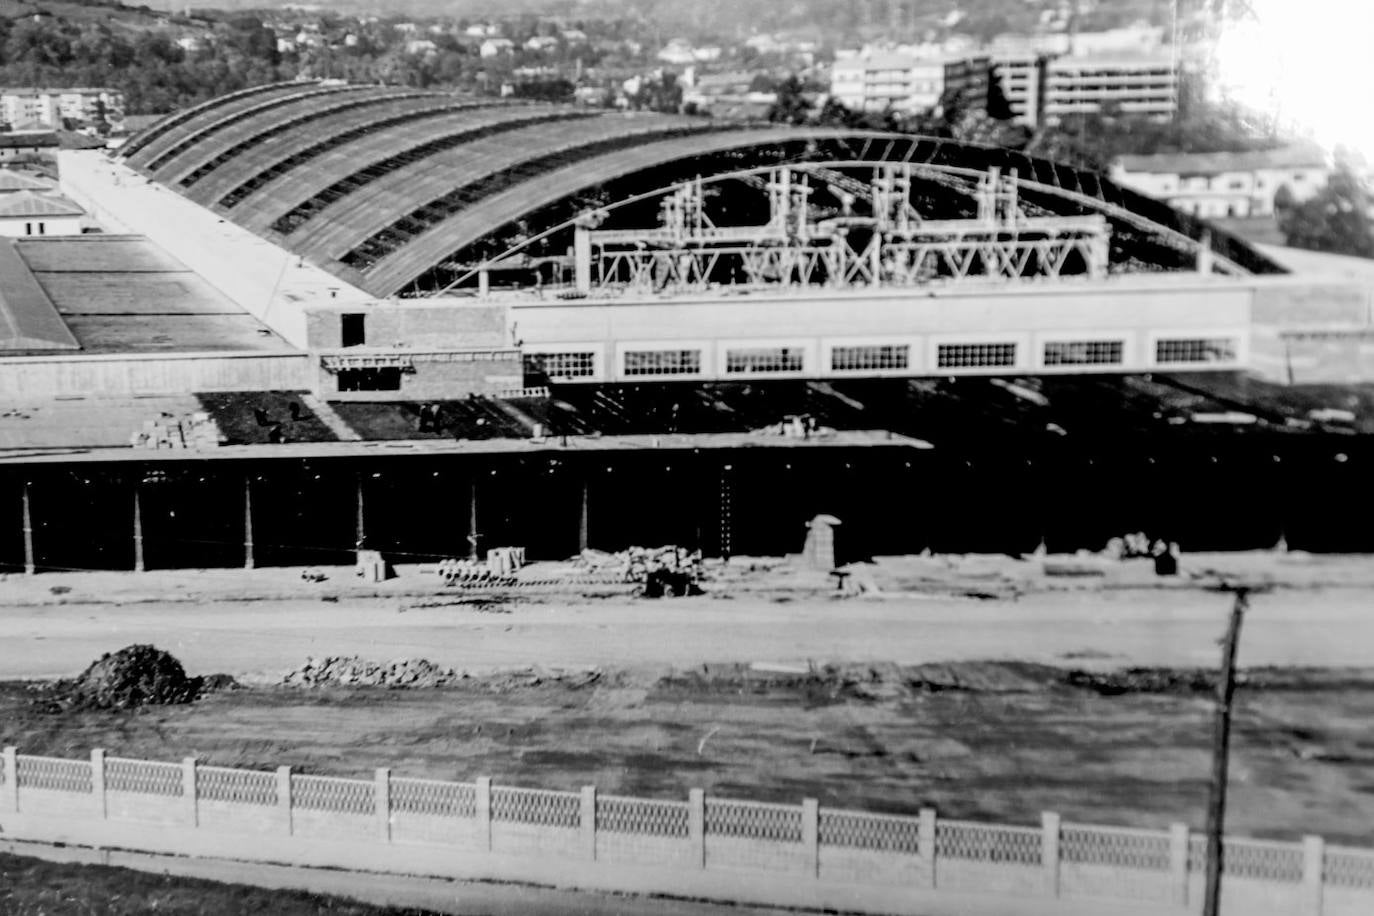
172,87,426,193
370,131,1276,298
122,81,323,166
211,99,509,213
143,83,369,175
122,85,1285,299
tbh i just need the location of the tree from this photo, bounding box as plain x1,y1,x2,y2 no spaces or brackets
1277,165,1374,259
767,74,810,125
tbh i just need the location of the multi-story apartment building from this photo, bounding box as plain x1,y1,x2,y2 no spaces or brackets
830,52,989,115
0,88,125,129
1110,145,1333,219
1040,55,1178,124
990,53,1046,126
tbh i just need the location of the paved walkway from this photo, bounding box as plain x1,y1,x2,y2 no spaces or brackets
0,839,799,916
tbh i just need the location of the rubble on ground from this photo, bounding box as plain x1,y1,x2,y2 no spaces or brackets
574,545,702,585
281,656,463,688
42,645,206,711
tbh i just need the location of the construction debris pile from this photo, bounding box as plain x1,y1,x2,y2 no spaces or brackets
574,546,703,596
281,656,463,688
40,645,207,711
751,414,835,439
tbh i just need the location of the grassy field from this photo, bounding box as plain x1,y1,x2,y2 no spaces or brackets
5,662,1374,845
0,851,440,916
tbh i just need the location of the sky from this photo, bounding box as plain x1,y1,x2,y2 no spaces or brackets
1212,0,1374,163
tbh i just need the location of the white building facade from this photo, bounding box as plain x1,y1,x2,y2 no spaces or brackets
1040,56,1177,123
0,88,124,129
830,53,989,115
1110,146,1333,219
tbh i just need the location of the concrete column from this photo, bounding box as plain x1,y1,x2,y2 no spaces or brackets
376,768,391,843
2,746,17,812
468,480,480,561
1302,835,1325,916
243,476,254,570
719,464,733,562
689,788,706,869
581,785,597,861
181,757,197,827
21,481,35,574
919,808,938,888
91,749,106,818
276,766,292,834
1169,823,1190,907
1042,811,1061,897
132,482,145,573
475,776,492,851
355,473,366,556
573,223,592,294
578,478,590,553
802,798,820,878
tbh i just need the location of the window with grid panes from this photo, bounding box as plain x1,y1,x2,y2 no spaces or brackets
724,347,805,374
1043,340,1124,366
622,349,701,376
831,344,910,372
936,342,1017,369
1154,337,1237,364
524,351,595,379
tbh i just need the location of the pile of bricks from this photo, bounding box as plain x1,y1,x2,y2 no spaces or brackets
131,411,222,450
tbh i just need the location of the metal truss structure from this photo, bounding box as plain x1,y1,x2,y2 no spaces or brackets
562,164,1111,296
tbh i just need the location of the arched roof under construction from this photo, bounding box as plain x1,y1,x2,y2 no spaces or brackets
121,81,1285,299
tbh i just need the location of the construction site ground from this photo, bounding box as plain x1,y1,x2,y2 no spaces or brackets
2,550,1374,853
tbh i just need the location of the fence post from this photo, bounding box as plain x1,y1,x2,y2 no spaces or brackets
475,777,492,851
689,788,706,869
1169,823,1190,907
1042,811,1061,897
91,749,106,819
919,808,937,888
1302,835,1324,916
2,747,17,813
802,798,820,878
581,786,597,861
182,758,197,827
276,766,292,835
376,768,391,843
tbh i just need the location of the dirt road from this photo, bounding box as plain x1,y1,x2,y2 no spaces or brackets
0,587,1365,680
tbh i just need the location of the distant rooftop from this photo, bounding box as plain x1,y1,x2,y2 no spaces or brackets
0,132,57,149
0,171,54,192
1115,144,1331,176
0,235,295,355
0,190,82,218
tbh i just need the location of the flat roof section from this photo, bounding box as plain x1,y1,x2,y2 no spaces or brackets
0,240,79,352
11,235,296,354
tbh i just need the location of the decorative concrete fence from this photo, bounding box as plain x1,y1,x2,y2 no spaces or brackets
2,747,1372,916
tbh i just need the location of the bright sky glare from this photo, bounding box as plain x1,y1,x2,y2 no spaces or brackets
1213,1,1374,162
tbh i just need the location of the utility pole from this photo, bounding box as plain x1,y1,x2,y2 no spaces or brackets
1202,586,1250,916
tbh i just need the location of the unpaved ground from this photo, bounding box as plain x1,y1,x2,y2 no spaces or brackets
4,663,1373,846
0,586,1367,682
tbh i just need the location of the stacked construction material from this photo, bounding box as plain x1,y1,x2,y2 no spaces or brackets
131,411,221,450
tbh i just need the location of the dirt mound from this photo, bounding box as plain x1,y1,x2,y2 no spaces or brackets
281,656,463,689
45,645,204,711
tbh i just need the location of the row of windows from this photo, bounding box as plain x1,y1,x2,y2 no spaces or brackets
525,352,596,379
725,348,806,374
624,350,701,376
1156,338,1238,364
523,338,1239,381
